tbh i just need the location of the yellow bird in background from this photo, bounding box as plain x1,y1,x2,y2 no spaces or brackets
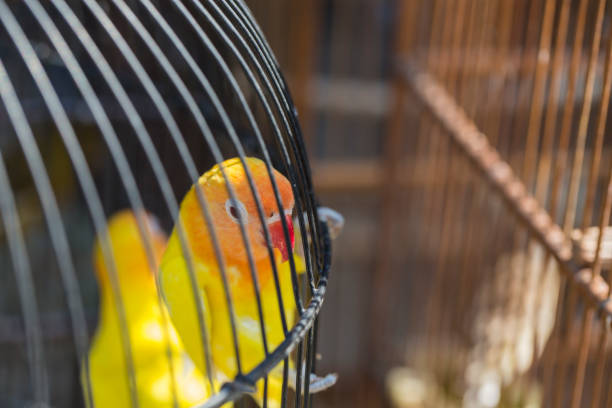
159,157,303,407
84,210,210,407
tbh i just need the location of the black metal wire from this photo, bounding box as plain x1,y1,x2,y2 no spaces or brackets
168,3,292,365
0,121,49,407
184,0,297,334
0,1,330,407
218,0,322,297
303,327,316,408
205,7,325,406
294,341,305,408
49,0,218,393
0,20,94,408
0,3,141,405
205,0,306,315
226,0,323,280
207,9,325,400
94,0,247,375
197,219,332,408
135,0,284,362
307,318,320,408
19,1,181,405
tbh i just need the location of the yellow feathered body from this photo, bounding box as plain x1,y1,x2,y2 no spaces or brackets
159,158,303,407
84,210,210,407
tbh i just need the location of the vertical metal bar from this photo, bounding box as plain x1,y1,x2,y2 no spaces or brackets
461,2,523,351
0,135,49,406
398,0,437,280
218,4,328,405
294,341,304,408
534,0,572,203
589,320,608,408
549,0,590,225
481,0,516,144
50,0,217,392
581,24,612,231
468,0,496,125
543,266,566,404
545,0,591,403
381,0,425,370
209,0,316,308
437,0,482,361
565,1,607,405
370,0,416,361
424,0,471,367
223,0,323,288
526,0,574,376
0,2,142,405
521,0,556,192
454,0,497,347
174,0,299,336
281,358,289,408
446,0,469,96
552,283,578,408
421,0,464,363
417,0,454,255
21,2,181,404
287,0,319,146
394,0,444,369
423,127,452,367
0,34,91,405
491,0,543,381
455,0,479,107
563,0,607,231
508,0,555,368
222,0,320,280
262,376,268,408
485,2,543,370
406,0,445,272
505,0,543,174
303,324,316,408
570,307,595,408
234,0,324,291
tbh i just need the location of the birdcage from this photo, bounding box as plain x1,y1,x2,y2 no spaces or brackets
377,0,612,407
0,1,339,407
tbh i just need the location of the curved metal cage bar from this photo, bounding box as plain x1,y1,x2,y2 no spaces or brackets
0,1,330,407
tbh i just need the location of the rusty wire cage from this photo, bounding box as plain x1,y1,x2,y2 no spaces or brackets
378,0,612,407
0,0,336,407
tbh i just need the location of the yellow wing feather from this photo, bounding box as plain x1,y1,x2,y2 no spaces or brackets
84,210,211,407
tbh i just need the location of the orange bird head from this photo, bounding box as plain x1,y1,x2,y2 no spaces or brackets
179,157,295,272
93,210,167,291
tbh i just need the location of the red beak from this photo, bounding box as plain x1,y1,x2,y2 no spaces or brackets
268,214,294,262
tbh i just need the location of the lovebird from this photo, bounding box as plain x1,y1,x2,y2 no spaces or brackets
84,210,211,407
159,157,303,407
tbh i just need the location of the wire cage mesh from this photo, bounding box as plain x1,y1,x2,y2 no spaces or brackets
379,0,612,407
0,1,336,407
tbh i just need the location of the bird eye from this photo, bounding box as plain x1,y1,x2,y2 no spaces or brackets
225,199,248,224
